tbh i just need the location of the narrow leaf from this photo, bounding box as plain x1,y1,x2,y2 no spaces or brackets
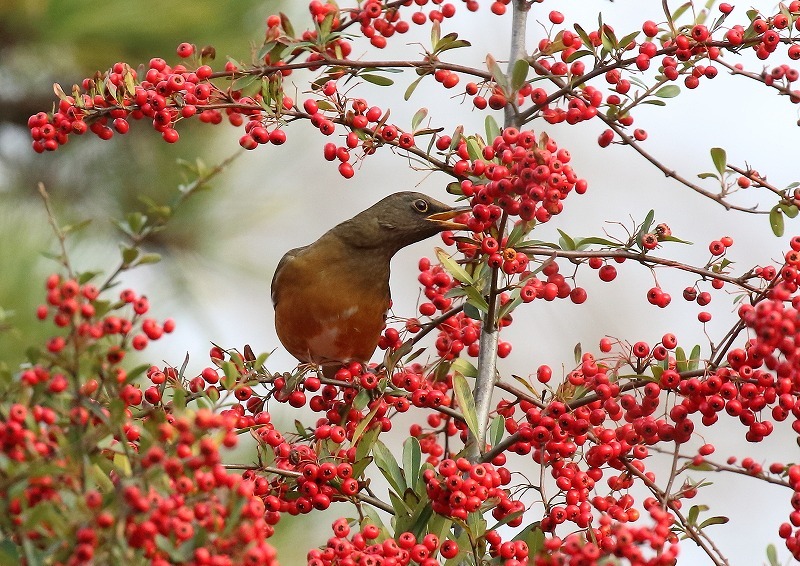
641,209,655,234
511,59,529,91
435,247,473,284
452,372,480,442
351,402,381,445
355,425,380,461
489,415,505,448
135,253,161,266
485,115,501,144
361,74,394,86
451,358,478,378
654,85,680,98
403,437,422,490
372,439,407,494
557,229,576,251
411,108,428,132
710,147,727,177
672,2,693,21
689,344,702,371
404,76,424,101
699,515,729,529
767,544,780,566
675,347,688,373
486,54,509,93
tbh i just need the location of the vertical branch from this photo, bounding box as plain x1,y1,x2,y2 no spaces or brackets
467,0,530,463
504,0,530,128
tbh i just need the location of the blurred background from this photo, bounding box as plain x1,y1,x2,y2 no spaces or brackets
2,0,798,563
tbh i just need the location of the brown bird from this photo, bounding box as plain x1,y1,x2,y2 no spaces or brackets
271,192,467,376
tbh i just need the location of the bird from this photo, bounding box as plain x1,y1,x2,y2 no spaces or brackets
271,191,468,377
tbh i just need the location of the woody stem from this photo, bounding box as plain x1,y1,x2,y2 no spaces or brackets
468,0,529,465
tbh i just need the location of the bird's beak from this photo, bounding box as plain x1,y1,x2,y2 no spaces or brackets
426,206,471,230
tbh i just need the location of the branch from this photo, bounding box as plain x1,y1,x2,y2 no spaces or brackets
523,57,767,214
621,456,731,566
515,246,763,294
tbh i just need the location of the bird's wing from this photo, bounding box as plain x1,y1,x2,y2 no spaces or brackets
270,244,309,306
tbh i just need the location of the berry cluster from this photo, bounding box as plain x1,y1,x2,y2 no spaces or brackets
423,457,516,521
451,129,587,225
308,522,461,565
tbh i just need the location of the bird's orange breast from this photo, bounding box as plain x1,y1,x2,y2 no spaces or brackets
272,238,391,368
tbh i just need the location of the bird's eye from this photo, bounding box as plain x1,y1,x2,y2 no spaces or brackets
413,199,429,212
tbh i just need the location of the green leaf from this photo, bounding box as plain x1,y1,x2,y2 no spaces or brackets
687,505,700,525
698,515,729,529
351,402,381,445
430,20,441,47
689,345,701,371
520,524,545,554
463,302,483,321
575,236,621,247
697,172,719,180
403,437,422,491
485,115,501,145
574,342,582,365
361,74,394,86
388,489,413,515
767,544,780,566
710,147,727,177
671,1,693,22
466,137,483,161
90,463,115,492
466,510,486,539
511,59,529,91
351,456,372,479
402,496,433,536
557,229,576,251
660,235,693,245
617,30,641,50
127,211,147,233
486,53,509,93
512,374,540,399
411,108,428,132
62,218,92,235
435,247,473,285
363,506,390,538
780,203,799,219
573,24,592,49
641,209,655,234
654,85,680,98
641,99,667,106
770,206,785,237
675,347,688,372
121,246,139,265
135,253,162,266
566,49,593,62
452,372,480,444
600,24,617,54
434,32,472,53
372,439,407,494
279,12,295,37
0,540,19,564
451,358,478,378
489,415,505,448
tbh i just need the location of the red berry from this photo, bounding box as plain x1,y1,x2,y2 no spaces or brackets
176,42,194,58
598,265,617,282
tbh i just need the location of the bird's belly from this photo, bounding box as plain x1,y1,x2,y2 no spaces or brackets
275,287,388,366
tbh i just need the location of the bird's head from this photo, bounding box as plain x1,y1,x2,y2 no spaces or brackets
334,192,470,254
